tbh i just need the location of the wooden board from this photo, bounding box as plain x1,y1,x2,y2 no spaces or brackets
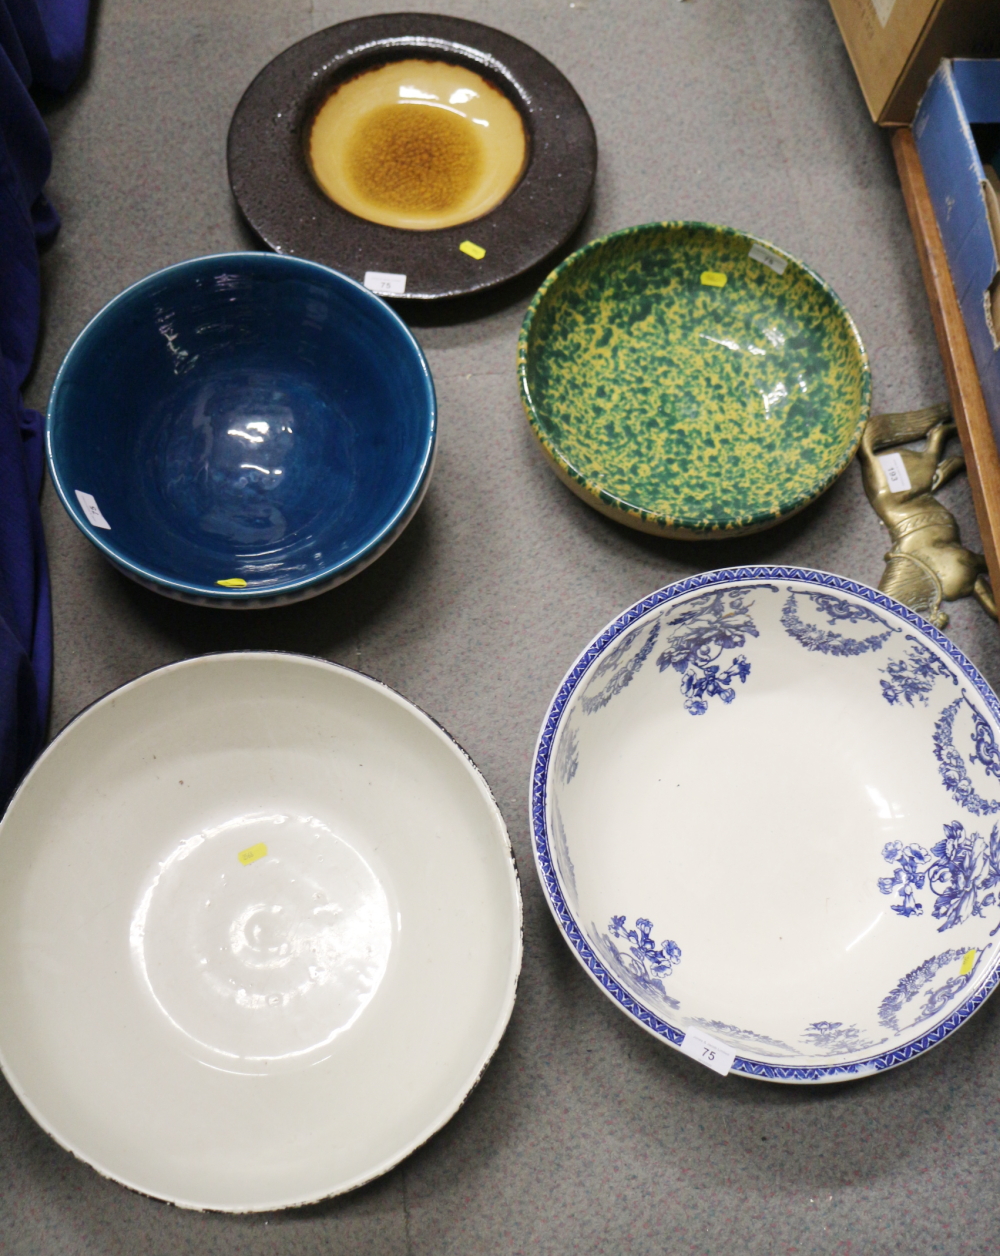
892,126,1000,604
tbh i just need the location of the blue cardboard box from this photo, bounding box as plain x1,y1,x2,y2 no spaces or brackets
914,59,1000,443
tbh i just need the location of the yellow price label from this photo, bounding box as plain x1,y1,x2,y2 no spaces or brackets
700,271,727,288
459,240,486,260
238,842,268,866
217,577,247,588
960,948,977,975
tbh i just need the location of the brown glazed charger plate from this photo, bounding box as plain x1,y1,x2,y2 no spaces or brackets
227,14,597,300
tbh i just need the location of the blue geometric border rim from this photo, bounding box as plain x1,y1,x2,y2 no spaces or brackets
529,565,1000,1082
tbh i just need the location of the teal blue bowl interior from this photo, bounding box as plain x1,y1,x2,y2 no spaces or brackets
47,254,436,603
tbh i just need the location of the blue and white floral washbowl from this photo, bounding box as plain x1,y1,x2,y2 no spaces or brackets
532,566,1000,1082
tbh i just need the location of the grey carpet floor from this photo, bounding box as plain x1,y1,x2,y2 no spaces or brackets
9,1,1000,1252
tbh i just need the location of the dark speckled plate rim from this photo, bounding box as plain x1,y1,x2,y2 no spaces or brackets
517,221,872,538
226,13,597,301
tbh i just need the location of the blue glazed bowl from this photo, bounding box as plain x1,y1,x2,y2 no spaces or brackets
47,253,436,606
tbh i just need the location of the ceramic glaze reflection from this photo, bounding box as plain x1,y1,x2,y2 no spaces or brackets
131,813,392,1071
309,60,527,230
144,369,355,556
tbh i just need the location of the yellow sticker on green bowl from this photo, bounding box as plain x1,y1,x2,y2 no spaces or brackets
238,842,268,866
700,271,727,287
217,578,247,588
459,240,486,260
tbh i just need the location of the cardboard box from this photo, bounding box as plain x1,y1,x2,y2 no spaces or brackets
914,59,1000,448
828,0,1000,125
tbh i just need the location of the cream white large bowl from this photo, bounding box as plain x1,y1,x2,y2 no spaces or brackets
0,654,521,1209
533,567,1000,1081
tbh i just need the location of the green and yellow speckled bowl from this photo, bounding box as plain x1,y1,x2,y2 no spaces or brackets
518,222,870,539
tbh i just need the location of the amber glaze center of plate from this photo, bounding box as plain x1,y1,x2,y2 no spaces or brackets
309,60,528,231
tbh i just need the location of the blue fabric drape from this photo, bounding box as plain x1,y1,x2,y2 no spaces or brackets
0,0,89,807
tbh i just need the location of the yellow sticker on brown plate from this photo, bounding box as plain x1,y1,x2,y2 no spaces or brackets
459,240,486,260
700,271,727,288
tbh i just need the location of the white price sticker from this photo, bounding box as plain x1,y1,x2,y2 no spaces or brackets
364,271,407,296
877,451,912,493
748,242,788,276
74,490,111,530
679,1028,735,1076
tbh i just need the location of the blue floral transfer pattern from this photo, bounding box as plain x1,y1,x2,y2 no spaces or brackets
970,702,1000,782
533,564,1000,1081
781,589,897,656
800,1021,886,1055
691,1018,795,1056
933,695,1000,817
880,636,957,707
595,915,682,1010
556,724,579,785
879,822,1000,933
878,946,987,1033
609,915,682,977
550,802,578,901
655,588,766,715
580,619,661,715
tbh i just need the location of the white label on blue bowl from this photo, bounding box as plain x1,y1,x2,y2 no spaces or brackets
364,271,407,296
74,490,111,530
748,242,788,276
679,1029,735,1076
877,452,912,493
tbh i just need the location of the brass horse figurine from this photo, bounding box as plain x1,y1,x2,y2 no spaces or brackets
859,402,995,628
